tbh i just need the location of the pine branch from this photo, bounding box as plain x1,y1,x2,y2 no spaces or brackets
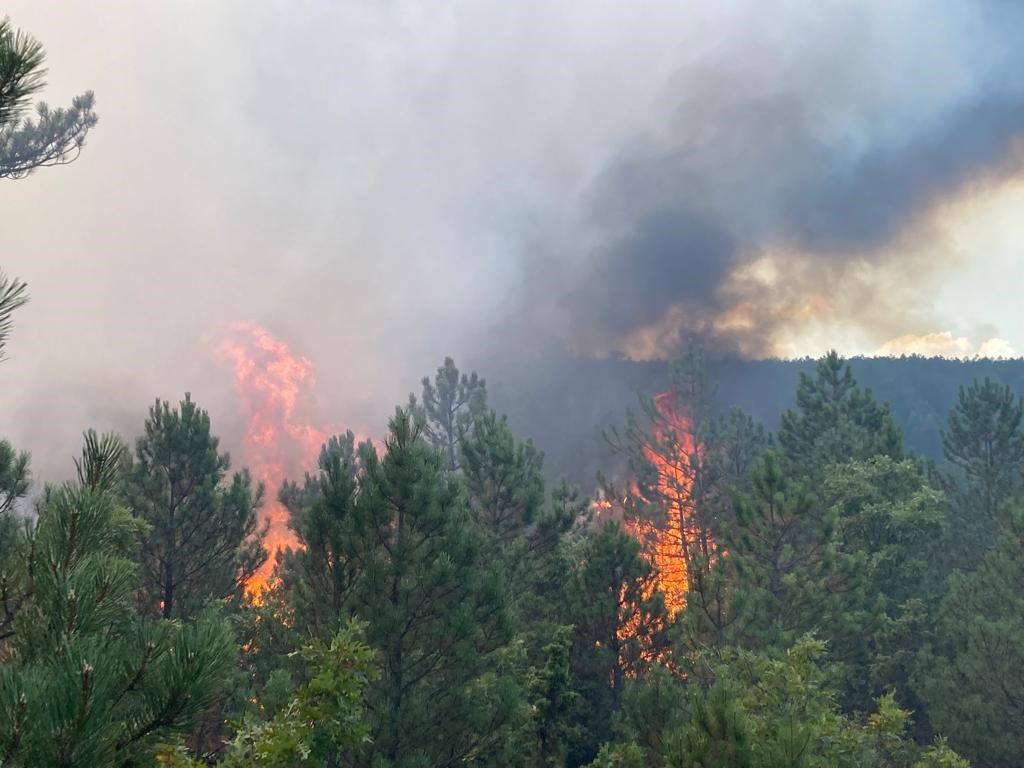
0,91,98,179
0,272,28,361
0,17,46,126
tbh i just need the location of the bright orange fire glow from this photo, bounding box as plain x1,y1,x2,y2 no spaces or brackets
632,390,698,618
600,390,705,624
214,321,327,599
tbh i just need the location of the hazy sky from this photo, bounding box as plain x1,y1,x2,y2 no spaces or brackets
2,1,1023,481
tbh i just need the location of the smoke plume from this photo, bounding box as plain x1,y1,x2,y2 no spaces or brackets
2,1,1024,483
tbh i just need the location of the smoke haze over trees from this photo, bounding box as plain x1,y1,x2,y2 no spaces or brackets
3,1,1024,478
5,4,1024,767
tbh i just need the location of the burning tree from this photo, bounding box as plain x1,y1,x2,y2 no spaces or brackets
214,321,330,597
604,345,726,621
124,395,267,620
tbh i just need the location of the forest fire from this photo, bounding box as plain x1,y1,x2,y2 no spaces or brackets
633,390,699,617
214,321,327,598
601,390,703,622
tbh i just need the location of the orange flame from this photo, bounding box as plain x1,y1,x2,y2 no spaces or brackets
598,390,703,625
632,390,697,618
214,321,327,598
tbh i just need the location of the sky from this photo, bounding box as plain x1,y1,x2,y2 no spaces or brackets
2,1,1024,482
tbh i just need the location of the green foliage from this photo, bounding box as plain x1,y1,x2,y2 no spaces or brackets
0,438,29,516
0,17,98,180
409,356,487,472
567,520,668,766
612,663,688,761
825,457,948,608
278,432,363,639
4,349,1015,767
0,438,235,767
529,626,579,767
587,742,646,768
75,429,129,495
154,623,376,768
278,407,521,767
912,740,970,768
708,407,770,493
916,507,1024,767
0,17,44,127
779,351,903,481
0,272,28,363
665,682,753,768
821,457,948,717
124,395,267,619
353,408,518,766
219,622,376,767
726,450,833,646
461,408,545,547
458,405,577,664
940,376,1024,561
680,637,934,768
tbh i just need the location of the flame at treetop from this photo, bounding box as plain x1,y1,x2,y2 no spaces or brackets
599,389,704,623
635,390,699,618
214,321,327,599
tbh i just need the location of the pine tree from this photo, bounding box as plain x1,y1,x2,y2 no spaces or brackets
124,395,267,619
916,506,1024,767
529,626,579,768
461,408,545,549
708,408,769,494
940,377,1024,561
0,17,98,179
359,408,518,766
0,438,28,516
665,682,753,768
779,351,903,482
458,406,566,659
567,520,668,766
278,408,520,767
0,439,27,642
515,478,587,666
726,450,834,647
0,432,235,767
0,272,28,363
605,344,725,625
409,357,487,473
612,663,688,763
276,432,362,640
820,456,948,718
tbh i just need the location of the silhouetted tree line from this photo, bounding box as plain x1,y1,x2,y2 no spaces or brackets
489,352,1024,489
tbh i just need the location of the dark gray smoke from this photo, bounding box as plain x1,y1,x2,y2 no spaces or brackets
519,0,1024,359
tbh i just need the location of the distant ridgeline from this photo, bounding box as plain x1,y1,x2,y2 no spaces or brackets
487,353,1024,488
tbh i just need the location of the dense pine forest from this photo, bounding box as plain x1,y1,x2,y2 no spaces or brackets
3,347,1024,767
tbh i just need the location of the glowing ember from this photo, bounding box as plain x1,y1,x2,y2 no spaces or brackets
214,321,327,598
